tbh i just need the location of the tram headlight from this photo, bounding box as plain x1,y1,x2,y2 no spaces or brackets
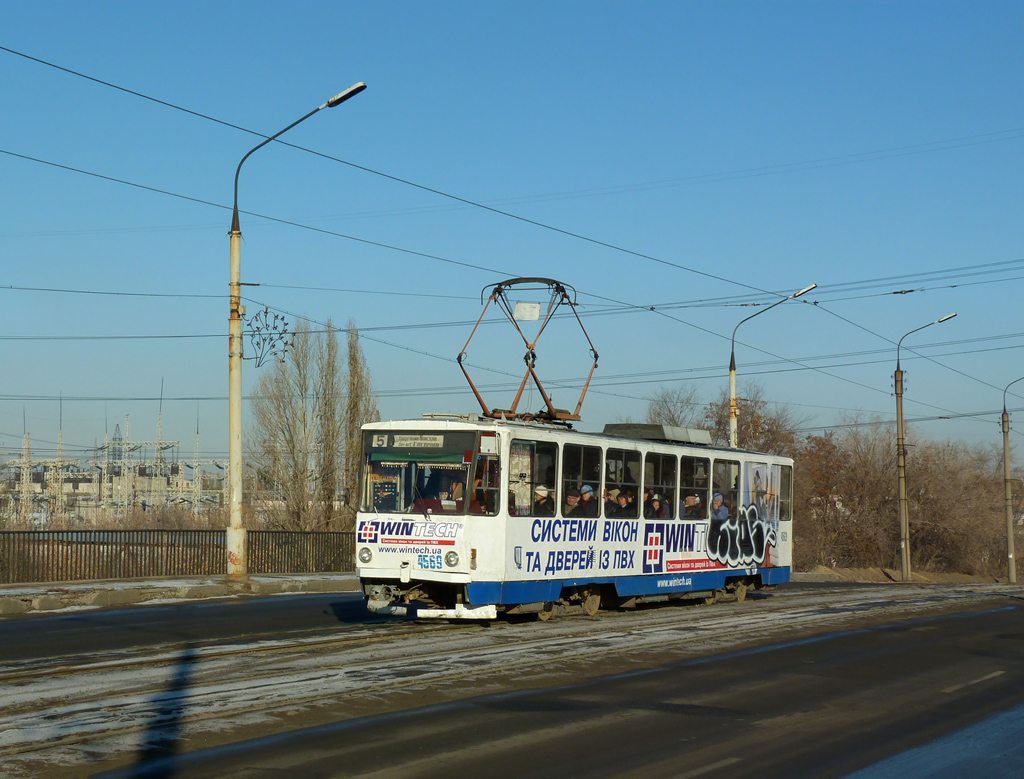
358,547,373,564
444,551,459,568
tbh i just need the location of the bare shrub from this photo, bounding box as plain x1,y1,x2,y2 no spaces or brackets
794,415,1009,577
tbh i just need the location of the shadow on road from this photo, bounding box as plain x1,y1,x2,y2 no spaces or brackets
328,597,394,624
107,645,198,778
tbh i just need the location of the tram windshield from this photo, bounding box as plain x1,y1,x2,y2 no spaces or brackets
361,430,478,516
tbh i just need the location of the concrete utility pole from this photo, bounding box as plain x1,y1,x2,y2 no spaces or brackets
227,83,366,576
894,313,956,582
1003,377,1024,584
728,284,815,448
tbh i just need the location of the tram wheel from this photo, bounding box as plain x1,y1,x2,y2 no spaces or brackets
734,582,748,603
536,602,555,621
704,590,719,605
581,589,601,616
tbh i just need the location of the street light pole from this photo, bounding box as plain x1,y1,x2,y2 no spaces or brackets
227,82,366,576
894,312,956,582
728,284,816,448
1002,376,1024,585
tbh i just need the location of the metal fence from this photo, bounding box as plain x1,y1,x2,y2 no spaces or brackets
249,531,355,574
0,530,355,584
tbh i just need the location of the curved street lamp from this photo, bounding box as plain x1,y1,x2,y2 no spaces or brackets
1002,376,1024,584
227,83,367,577
894,312,956,582
728,284,816,448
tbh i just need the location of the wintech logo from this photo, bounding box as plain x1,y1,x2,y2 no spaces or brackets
358,519,461,546
643,523,664,574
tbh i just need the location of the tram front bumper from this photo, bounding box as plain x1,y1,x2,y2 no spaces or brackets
366,599,497,619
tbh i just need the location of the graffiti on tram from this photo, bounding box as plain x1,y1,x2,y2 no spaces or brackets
644,462,781,574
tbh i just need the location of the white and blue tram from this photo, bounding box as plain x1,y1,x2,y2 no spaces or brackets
356,416,793,619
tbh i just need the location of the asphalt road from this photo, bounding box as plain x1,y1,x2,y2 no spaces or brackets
0,591,375,662
0,580,847,663
85,594,1024,779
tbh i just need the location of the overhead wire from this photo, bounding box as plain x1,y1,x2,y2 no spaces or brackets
4,45,1022,431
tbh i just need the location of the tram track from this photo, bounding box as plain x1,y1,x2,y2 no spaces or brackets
0,619,486,730
0,619,464,687
1,583,1020,776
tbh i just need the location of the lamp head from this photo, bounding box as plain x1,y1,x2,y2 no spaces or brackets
327,82,367,107
937,313,957,324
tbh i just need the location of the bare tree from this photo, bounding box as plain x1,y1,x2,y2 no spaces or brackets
248,319,345,531
339,320,379,531
701,380,802,456
646,385,704,429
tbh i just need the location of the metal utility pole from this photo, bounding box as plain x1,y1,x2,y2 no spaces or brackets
895,364,909,581
728,284,816,448
1003,376,1023,584
227,82,366,576
894,313,956,582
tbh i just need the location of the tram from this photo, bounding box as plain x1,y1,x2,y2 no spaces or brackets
355,416,793,619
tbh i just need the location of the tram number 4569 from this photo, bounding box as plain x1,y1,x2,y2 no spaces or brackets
417,553,443,570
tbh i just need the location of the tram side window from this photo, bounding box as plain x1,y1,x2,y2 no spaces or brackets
605,448,641,518
711,459,740,520
679,455,710,519
509,439,558,517
779,465,793,522
562,443,602,518
469,456,501,516
643,452,676,519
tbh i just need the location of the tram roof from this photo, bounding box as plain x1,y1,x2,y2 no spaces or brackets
362,414,791,462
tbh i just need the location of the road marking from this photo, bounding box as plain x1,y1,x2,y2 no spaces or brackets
658,757,743,778
682,757,743,777
942,670,1004,694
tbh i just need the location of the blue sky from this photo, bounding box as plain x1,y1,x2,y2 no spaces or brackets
2,0,1023,462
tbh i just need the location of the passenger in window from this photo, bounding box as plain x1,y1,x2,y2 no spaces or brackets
646,494,667,519
642,488,653,518
616,490,633,518
579,485,599,517
711,493,728,520
682,493,702,518
605,488,620,516
533,485,555,517
563,488,581,517
624,489,637,515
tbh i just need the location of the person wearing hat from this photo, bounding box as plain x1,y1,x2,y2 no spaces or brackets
579,484,599,517
604,488,620,517
682,493,703,518
563,488,581,517
711,493,728,520
533,484,555,517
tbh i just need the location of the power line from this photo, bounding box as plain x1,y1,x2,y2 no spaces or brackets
4,47,1020,426
0,282,476,303
0,284,219,299
5,43,1023,261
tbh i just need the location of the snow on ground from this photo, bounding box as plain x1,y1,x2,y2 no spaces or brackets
1,582,1020,778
